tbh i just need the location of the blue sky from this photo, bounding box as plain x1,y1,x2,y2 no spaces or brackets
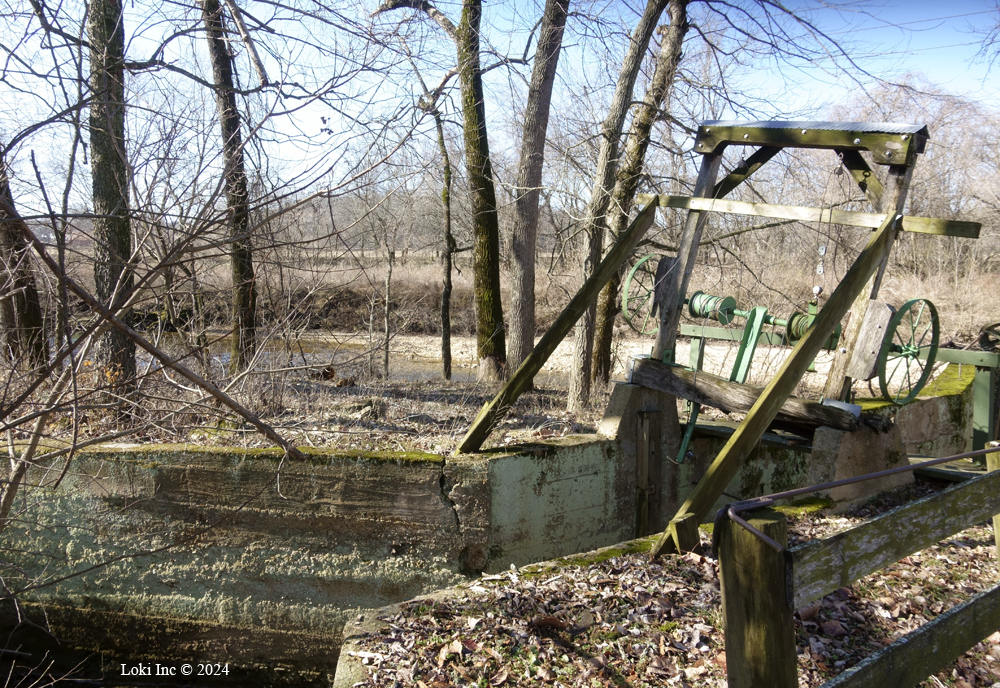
769,0,999,110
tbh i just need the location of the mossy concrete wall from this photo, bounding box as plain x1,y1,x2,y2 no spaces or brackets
3,439,633,682
6,368,973,682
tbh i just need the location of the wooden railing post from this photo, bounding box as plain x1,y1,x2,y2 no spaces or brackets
988,441,1000,559
718,508,796,688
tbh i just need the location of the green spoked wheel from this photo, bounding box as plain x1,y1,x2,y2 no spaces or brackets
877,298,939,405
622,254,662,336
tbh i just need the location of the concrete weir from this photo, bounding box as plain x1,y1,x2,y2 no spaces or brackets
2,366,975,684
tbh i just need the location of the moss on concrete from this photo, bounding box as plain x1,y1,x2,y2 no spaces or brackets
775,497,833,518
79,442,444,465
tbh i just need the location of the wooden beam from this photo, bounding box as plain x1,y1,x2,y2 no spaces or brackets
818,582,1000,688
630,358,858,431
634,194,980,238
718,509,797,688
456,201,661,454
712,146,780,199
787,465,1000,608
651,212,902,557
836,148,884,209
651,152,724,362
823,165,913,401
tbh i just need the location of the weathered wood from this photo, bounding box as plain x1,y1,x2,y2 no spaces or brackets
634,193,980,238
652,211,902,556
457,201,660,453
719,509,797,688
667,511,700,552
636,411,661,537
651,153,724,362
837,148,884,209
845,300,893,382
712,145,781,199
788,466,1000,608
823,165,913,401
630,358,858,431
818,581,1000,688
988,443,1000,560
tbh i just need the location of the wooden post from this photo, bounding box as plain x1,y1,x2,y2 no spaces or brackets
822,164,914,401
636,411,661,536
651,151,724,362
718,508,796,688
988,442,1000,560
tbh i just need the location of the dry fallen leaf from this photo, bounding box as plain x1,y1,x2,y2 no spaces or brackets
488,669,508,686
821,619,848,638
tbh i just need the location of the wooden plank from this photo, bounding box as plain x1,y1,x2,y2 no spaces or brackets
845,300,893,382
837,148,884,209
636,411,661,537
787,467,1000,608
651,153,724,362
902,215,980,238
988,446,1000,560
456,201,660,453
818,581,1000,688
719,509,797,688
634,194,980,238
823,165,913,402
652,211,902,556
712,145,781,199
630,358,858,431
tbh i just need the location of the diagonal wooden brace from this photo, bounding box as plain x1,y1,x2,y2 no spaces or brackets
651,212,904,556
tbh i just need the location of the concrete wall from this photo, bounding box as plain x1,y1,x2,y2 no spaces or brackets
2,439,635,682
5,367,974,683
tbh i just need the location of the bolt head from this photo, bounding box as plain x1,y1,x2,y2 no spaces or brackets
853,138,861,145
743,133,749,139
885,150,893,158
840,347,847,354
801,129,808,135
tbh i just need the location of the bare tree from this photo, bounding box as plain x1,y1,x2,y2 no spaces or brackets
592,0,690,385
0,153,47,369
567,0,669,412
201,0,257,375
507,0,570,375
375,0,506,381
88,0,136,399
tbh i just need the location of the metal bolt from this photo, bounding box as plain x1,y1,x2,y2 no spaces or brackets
698,142,704,148
705,127,711,133
801,129,808,135
853,138,861,145
839,347,847,354
885,150,893,158
901,134,908,140
743,133,749,139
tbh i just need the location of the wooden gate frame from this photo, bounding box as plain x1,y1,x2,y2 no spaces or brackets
457,122,980,553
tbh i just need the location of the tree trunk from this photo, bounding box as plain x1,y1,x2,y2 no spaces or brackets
507,0,570,375
592,0,690,385
88,0,136,395
567,0,668,412
0,155,48,370
434,110,455,381
456,0,506,381
202,0,257,375
383,248,393,379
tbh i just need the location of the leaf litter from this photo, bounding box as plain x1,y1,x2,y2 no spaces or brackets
347,478,1000,687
